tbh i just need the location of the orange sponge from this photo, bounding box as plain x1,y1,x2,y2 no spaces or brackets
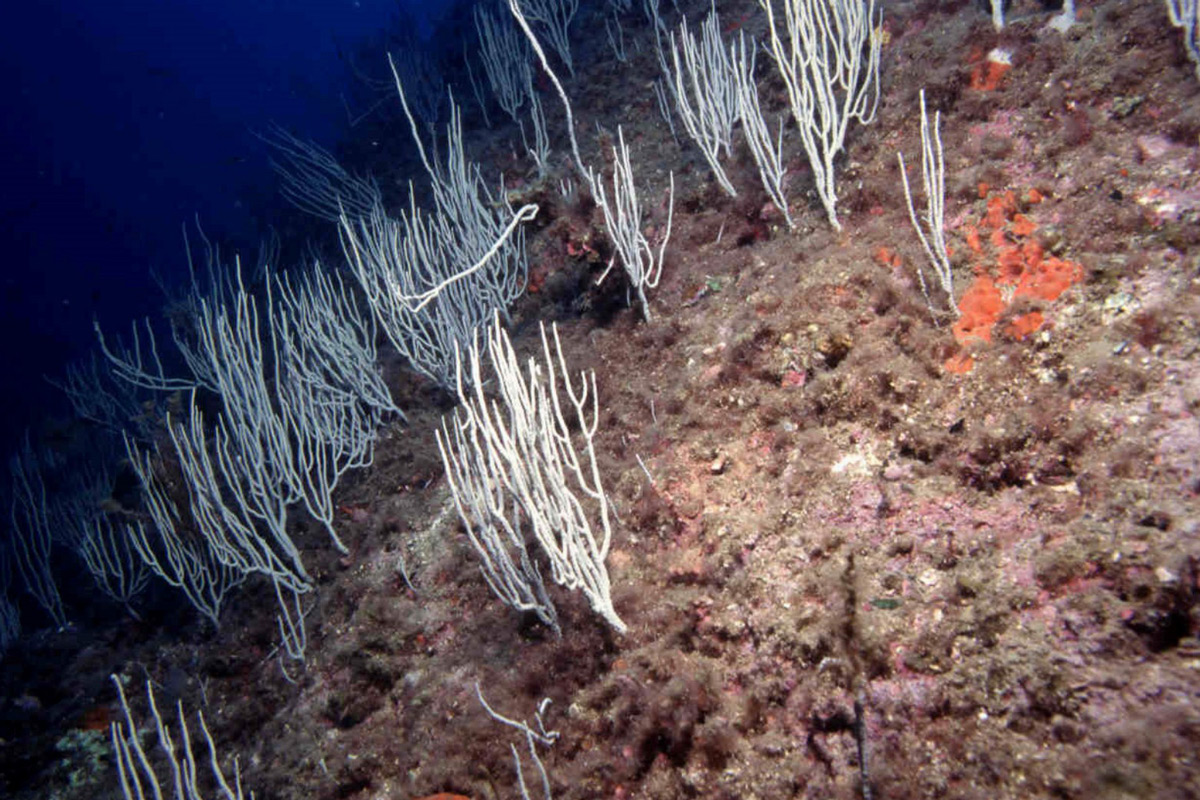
952,275,1004,345
942,186,1083,372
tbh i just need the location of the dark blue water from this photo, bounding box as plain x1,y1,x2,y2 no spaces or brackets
0,0,450,454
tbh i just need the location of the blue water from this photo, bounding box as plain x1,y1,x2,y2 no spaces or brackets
0,0,449,453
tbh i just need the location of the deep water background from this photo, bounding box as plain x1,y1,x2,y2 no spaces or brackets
0,0,451,456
